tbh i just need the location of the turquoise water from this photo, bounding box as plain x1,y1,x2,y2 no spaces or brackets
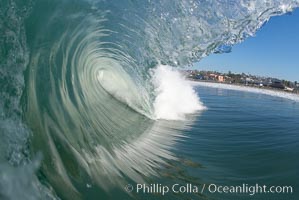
1,0,299,199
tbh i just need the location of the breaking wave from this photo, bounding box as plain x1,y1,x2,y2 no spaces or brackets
152,65,205,120
0,0,298,199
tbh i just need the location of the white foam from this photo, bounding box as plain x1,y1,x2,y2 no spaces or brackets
191,81,299,102
151,65,205,120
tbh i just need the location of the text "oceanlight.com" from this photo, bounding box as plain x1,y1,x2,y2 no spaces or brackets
124,183,293,196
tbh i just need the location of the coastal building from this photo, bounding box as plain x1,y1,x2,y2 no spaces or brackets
270,80,285,89
208,74,217,81
218,75,225,82
195,74,204,80
184,70,297,94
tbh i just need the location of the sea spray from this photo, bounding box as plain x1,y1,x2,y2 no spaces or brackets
151,65,206,120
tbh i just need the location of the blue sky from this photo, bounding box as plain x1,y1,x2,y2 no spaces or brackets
194,8,299,82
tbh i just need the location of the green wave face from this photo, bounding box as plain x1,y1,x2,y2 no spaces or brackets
24,2,191,198
1,0,299,199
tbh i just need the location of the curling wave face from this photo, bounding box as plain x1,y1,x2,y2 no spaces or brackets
1,0,299,199
24,3,204,198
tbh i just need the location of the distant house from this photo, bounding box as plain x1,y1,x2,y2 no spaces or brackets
270,81,285,89
195,74,204,80
218,75,225,82
209,74,217,80
245,77,254,83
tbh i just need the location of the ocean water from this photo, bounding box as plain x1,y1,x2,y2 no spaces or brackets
171,85,299,200
95,85,299,200
1,0,299,199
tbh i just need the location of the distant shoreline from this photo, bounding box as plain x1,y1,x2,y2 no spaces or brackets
189,79,299,102
189,79,299,94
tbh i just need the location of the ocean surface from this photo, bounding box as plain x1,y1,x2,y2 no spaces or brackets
69,85,299,200
1,0,299,199
172,85,299,200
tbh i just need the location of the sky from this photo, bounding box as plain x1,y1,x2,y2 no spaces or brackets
194,8,299,82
